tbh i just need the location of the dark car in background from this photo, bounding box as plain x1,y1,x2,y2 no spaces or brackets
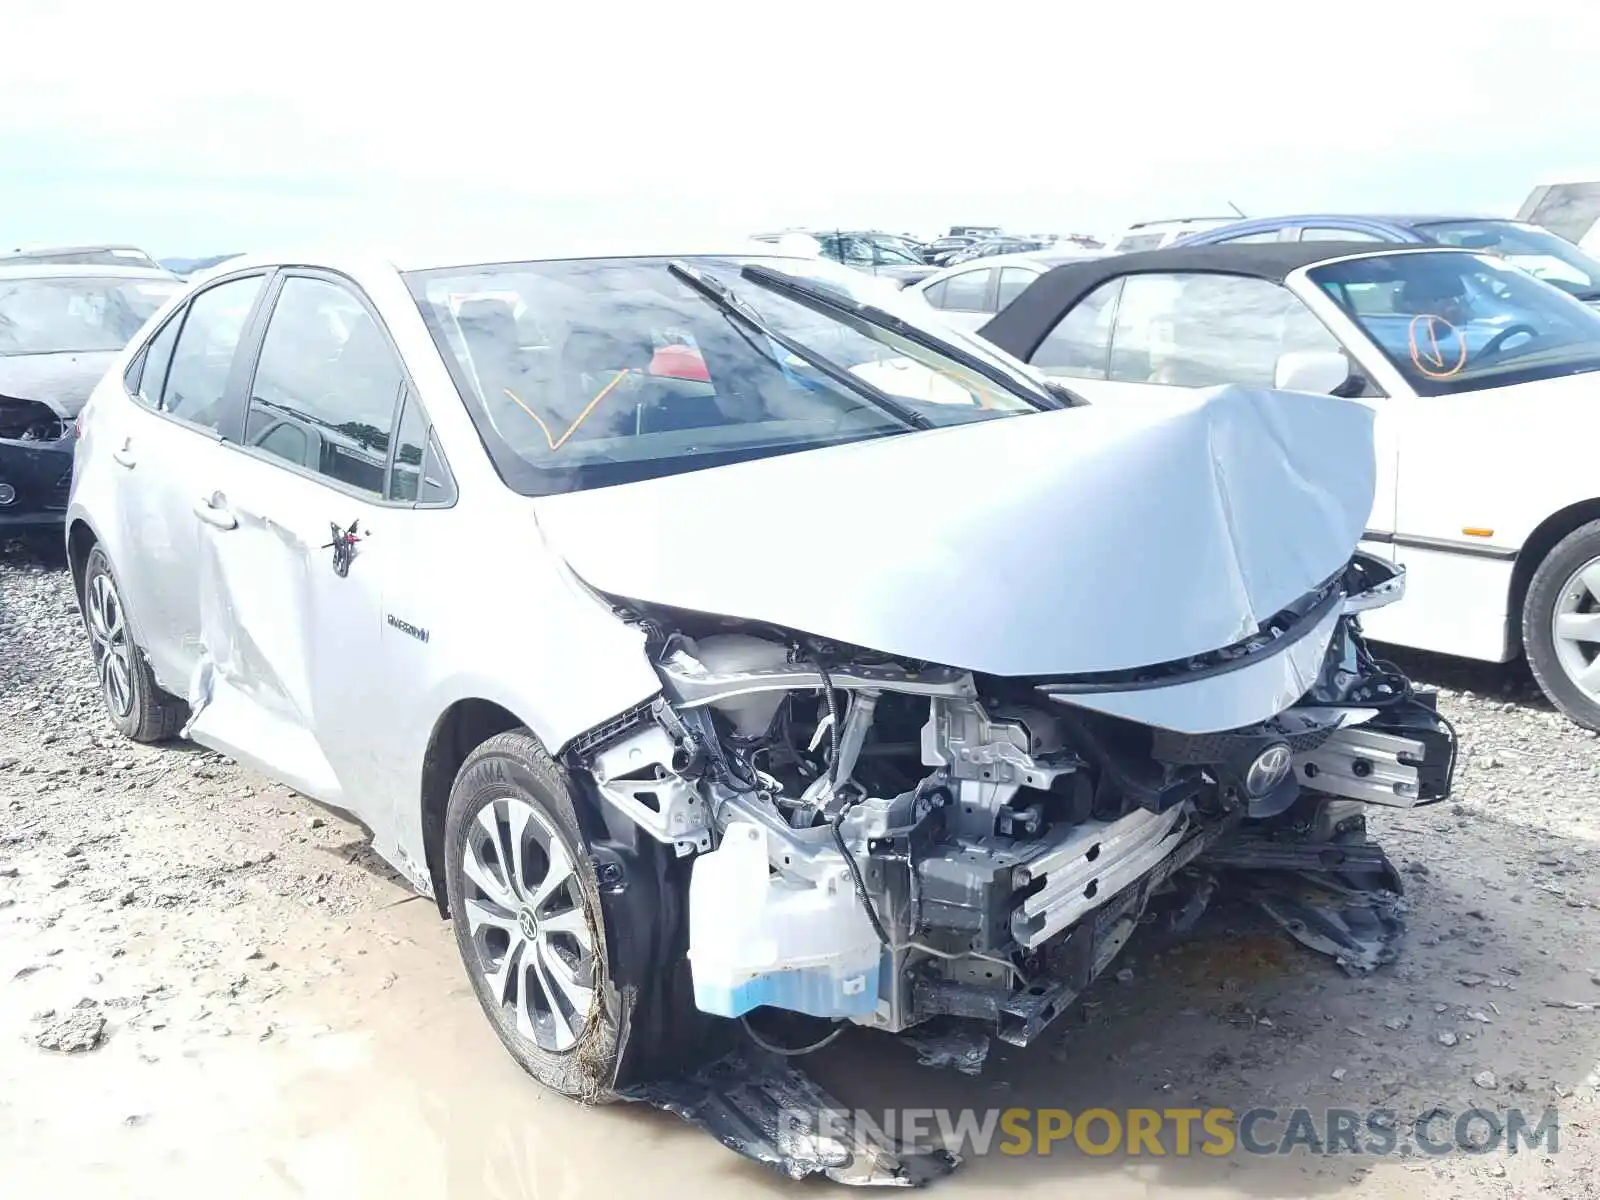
944,235,1055,265
1177,214,1600,304
0,265,184,540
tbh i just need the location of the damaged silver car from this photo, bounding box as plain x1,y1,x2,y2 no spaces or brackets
66,241,1455,1184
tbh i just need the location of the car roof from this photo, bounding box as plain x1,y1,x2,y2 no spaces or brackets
207,238,822,277
911,247,1109,290
0,263,180,282
1121,216,1238,230
979,242,1460,359
1,242,153,256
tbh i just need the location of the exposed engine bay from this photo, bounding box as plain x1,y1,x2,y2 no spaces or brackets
570,551,1456,1066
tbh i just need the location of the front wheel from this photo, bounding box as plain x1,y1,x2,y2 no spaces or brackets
1523,519,1600,731
444,729,705,1102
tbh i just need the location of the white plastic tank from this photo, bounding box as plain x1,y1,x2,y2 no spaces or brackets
688,821,883,1019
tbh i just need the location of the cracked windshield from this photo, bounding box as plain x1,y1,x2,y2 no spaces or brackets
405,255,1049,491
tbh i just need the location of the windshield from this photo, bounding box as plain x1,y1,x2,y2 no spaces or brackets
0,276,183,356
1412,219,1600,300
1309,250,1600,396
405,253,1052,495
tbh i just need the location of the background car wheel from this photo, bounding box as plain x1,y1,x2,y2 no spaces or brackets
81,546,188,743
444,728,708,1103
1523,519,1600,731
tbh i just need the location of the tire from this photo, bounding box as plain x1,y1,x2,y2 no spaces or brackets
1523,519,1600,731
444,729,706,1103
81,545,188,743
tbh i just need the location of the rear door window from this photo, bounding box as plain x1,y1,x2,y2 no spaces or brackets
158,275,265,431
1299,226,1385,242
996,267,1039,309
127,314,182,409
941,269,994,312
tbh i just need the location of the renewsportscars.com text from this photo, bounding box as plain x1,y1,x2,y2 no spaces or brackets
780,1105,1561,1158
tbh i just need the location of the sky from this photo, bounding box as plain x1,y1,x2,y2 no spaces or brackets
3,0,1599,258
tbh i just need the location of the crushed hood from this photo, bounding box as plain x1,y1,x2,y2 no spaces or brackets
0,351,118,417
531,385,1376,677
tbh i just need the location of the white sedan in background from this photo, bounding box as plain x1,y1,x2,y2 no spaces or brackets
979,240,1600,730
904,248,1109,332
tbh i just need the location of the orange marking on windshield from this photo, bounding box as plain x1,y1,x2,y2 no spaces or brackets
1407,314,1468,379
504,369,632,451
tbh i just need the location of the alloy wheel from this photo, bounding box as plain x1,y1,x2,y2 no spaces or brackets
1552,555,1600,703
460,798,597,1053
86,571,135,720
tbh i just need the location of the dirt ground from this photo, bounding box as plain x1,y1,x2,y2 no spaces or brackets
5,545,1600,1199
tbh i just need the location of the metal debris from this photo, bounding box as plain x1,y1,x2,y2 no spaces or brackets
899,1023,991,1077
621,1045,961,1186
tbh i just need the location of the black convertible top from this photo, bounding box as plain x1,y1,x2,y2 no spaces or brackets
980,241,1432,361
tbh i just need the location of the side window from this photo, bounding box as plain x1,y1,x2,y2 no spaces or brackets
244,276,404,496
919,280,948,307
1031,278,1124,378
129,315,182,410
1299,226,1385,242
385,388,456,505
941,269,993,312
996,267,1038,309
160,276,264,430
1216,230,1286,244
1107,273,1340,387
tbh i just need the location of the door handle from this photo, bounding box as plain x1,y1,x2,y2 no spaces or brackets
193,494,238,530
111,438,136,469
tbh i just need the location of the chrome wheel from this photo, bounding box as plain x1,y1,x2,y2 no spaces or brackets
86,571,134,720
460,798,597,1053
1553,556,1600,703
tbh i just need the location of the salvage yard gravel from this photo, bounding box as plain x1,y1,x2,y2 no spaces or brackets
5,544,1600,1198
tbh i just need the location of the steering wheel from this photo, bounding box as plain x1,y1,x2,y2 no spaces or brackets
1478,323,1540,359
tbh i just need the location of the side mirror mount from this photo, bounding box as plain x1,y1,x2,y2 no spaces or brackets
1274,349,1352,395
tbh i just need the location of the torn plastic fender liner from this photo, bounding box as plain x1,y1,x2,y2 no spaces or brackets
619,1046,961,1186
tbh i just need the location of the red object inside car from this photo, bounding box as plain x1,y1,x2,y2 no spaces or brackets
648,344,710,382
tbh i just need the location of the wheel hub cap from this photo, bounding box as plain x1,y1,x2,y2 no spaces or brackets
461,798,597,1053
85,571,134,720
1552,555,1600,702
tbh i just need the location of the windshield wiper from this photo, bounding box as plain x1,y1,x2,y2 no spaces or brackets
666,261,933,431
738,263,1061,410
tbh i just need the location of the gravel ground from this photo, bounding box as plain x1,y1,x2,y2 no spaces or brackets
5,541,1600,1199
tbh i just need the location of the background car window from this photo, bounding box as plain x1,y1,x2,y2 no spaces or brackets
1030,277,1123,378
873,242,922,266
941,269,992,312
159,275,264,430
132,315,182,410
1215,230,1286,244
996,267,1038,309
1299,227,1384,242
245,276,404,495
1107,273,1341,387
919,280,948,307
